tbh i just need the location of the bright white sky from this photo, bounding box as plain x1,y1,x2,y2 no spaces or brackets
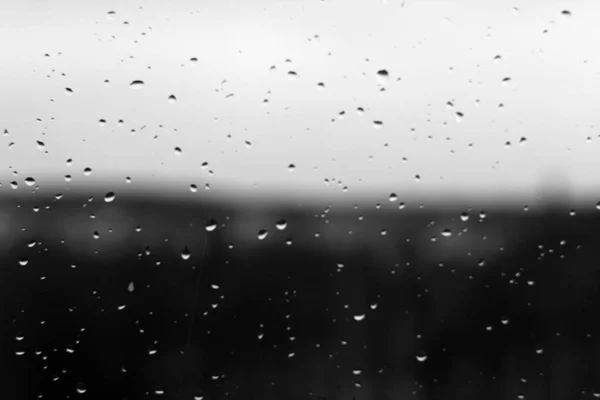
1,0,599,206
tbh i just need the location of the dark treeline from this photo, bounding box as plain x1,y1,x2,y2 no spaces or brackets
1,195,599,400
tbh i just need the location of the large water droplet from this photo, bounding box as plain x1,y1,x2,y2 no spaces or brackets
353,314,366,322
205,219,217,232
168,94,177,104
275,220,287,230
76,382,87,394
416,353,428,362
129,80,145,89
376,69,389,85
181,247,191,260
24,177,36,187
18,258,29,266
83,167,92,176
104,192,116,202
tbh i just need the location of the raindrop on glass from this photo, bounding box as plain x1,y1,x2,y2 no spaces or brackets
257,230,268,240
129,80,145,89
76,382,87,394
205,219,217,232
276,220,287,230
104,192,115,202
181,247,191,260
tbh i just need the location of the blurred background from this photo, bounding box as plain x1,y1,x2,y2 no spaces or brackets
1,0,600,399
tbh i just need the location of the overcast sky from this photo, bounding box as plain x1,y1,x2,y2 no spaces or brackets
1,0,598,205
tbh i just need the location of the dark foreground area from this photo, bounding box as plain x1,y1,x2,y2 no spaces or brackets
1,194,600,399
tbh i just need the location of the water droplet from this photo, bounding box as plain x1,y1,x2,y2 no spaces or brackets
502,77,512,85
352,369,362,375
596,202,600,210
168,94,177,104
66,158,73,166
416,353,428,362
190,184,198,192
287,71,298,78
205,219,217,232
181,247,191,260
76,382,87,394
373,120,383,129
317,82,325,89
93,231,100,239
257,229,268,240
288,164,295,172
83,167,92,176
128,282,135,292
460,212,469,221
389,193,398,202
276,220,287,230
561,10,572,17
376,69,389,85
154,386,165,395
455,112,464,123
18,258,29,266
441,229,452,237
24,177,35,187
174,147,182,155
107,10,116,19
353,314,366,322
15,333,24,341
104,192,115,202
356,107,364,116
535,348,544,354
65,87,74,95
129,80,145,89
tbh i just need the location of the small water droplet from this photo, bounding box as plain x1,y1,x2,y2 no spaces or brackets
107,10,116,19
205,219,217,232
168,94,177,104
561,10,572,17
455,112,464,123
356,107,365,116
353,314,366,322
352,369,362,375
257,229,268,240
441,229,452,237
190,184,198,192
416,353,428,362
129,80,145,89
24,177,36,187
18,258,29,266
104,192,115,202
83,167,92,176
174,147,182,155
460,212,469,221
373,120,383,129
65,87,74,95
128,282,135,292
389,193,398,202
181,247,191,260
596,202,600,210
